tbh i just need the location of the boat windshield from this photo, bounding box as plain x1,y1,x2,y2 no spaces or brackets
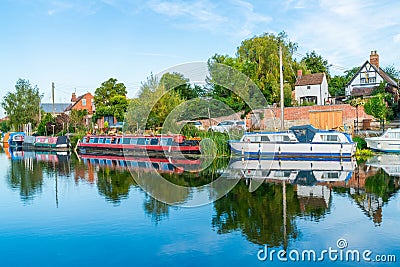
289,125,318,143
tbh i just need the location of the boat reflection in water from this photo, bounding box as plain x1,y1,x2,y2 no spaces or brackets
229,157,357,188
5,147,70,162
78,154,203,174
366,154,400,177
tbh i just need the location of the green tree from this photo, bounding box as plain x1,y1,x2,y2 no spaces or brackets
344,66,360,81
328,75,347,97
235,31,298,104
125,74,184,131
37,113,54,135
1,79,42,130
93,78,128,122
383,64,400,82
70,109,88,132
0,121,10,133
94,78,127,108
160,72,204,100
364,94,387,121
301,50,330,76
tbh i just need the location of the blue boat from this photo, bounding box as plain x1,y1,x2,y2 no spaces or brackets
8,132,25,148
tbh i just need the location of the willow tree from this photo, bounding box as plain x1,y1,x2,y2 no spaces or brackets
1,79,42,130
208,32,305,108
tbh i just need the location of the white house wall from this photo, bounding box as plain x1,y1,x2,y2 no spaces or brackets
295,75,329,105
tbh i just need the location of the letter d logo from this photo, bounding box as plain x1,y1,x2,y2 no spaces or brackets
257,245,268,261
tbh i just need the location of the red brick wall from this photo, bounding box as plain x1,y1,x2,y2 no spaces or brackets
250,104,375,130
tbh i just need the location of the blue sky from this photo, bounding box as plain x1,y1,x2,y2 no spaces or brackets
1,0,400,117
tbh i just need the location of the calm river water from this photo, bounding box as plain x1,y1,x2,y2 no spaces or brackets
0,147,399,266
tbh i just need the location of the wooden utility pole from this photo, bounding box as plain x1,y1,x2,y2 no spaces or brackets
52,82,55,117
279,45,284,130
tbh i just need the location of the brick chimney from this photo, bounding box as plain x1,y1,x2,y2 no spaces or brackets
71,92,77,102
297,69,303,77
370,50,379,69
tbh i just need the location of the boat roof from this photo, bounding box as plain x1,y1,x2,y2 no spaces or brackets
84,134,184,138
289,125,319,143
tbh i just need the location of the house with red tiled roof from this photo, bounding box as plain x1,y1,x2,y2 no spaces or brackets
345,51,399,102
64,92,95,115
294,71,329,105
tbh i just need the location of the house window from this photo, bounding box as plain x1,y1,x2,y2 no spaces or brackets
307,85,311,89
82,99,86,106
300,96,317,105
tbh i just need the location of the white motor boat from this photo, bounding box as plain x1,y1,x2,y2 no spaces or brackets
229,125,357,158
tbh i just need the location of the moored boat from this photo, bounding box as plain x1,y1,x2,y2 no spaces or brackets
9,132,25,148
229,125,356,158
77,134,201,155
30,135,71,151
365,128,400,152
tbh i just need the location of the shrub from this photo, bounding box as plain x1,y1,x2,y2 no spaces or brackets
353,136,367,150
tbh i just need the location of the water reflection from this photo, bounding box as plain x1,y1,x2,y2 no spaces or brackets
214,156,400,247
4,148,70,203
3,146,400,249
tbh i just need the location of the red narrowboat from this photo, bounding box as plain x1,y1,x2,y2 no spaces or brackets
77,134,201,155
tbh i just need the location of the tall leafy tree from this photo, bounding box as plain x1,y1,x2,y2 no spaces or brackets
1,79,42,130
328,75,347,97
301,50,330,76
94,78,127,108
160,72,203,100
208,32,301,110
125,74,184,131
93,78,128,122
235,31,299,104
382,64,400,82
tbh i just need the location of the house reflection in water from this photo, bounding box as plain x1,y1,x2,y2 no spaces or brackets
297,185,331,218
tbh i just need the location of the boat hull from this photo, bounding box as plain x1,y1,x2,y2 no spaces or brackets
365,138,400,152
229,141,356,158
77,144,201,156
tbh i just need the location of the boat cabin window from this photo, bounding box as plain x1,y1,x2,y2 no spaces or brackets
150,138,159,145
122,138,131,145
105,138,112,144
90,138,98,143
323,172,340,179
138,162,148,168
151,162,159,169
321,135,339,142
160,138,172,146
274,171,292,178
98,138,104,144
387,132,400,139
261,136,270,142
137,138,146,145
244,135,258,142
275,135,291,142
130,138,138,145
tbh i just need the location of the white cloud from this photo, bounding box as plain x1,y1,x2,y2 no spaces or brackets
147,0,271,39
285,0,400,71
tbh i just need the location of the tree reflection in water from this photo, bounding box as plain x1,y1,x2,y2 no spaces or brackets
212,180,300,248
